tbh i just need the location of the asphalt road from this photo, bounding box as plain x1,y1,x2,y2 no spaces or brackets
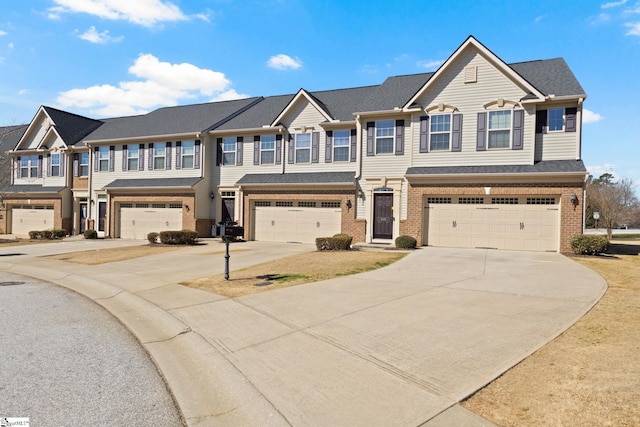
0,271,184,426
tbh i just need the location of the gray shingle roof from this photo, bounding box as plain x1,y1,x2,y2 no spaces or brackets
307,86,376,122
8,185,65,193
510,58,586,98
42,106,103,146
236,171,355,185
406,160,587,176
360,72,434,112
103,177,202,189
85,97,262,141
1,125,28,152
216,94,294,130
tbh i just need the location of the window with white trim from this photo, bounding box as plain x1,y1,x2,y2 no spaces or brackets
295,133,311,163
333,130,350,162
20,155,38,178
50,153,61,176
182,140,195,168
548,108,564,132
98,146,110,172
375,119,394,154
153,142,166,170
260,135,275,164
80,152,89,176
222,137,236,166
127,145,139,171
488,110,511,149
430,114,451,151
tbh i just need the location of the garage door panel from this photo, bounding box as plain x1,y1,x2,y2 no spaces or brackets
12,209,55,236
120,208,183,239
253,205,341,244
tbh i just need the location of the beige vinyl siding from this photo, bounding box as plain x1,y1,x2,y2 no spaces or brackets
535,132,578,161
412,49,534,166
23,117,52,150
360,116,413,178
281,99,327,129
217,135,282,188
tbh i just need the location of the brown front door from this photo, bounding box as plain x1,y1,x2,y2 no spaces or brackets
222,198,235,224
373,193,393,239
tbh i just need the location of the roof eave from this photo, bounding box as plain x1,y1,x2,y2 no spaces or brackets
85,131,201,145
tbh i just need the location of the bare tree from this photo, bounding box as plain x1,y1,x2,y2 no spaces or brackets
586,173,639,239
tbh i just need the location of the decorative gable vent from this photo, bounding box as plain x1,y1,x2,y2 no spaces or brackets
464,66,477,83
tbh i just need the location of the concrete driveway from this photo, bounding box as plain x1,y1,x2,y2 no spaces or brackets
0,240,607,426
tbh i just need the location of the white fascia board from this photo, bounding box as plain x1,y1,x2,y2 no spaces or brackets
406,170,588,183
352,109,408,118
270,89,333,127
15,107,49,151
209,125,285,135
85,132,199,146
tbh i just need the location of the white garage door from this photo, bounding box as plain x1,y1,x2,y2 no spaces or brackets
424,196,559,252
253,201,342,244
119,204,183,239
12,207,55,236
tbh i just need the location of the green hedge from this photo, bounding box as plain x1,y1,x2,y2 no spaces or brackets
84,229,98,239
570,234,609,255
315,235,353,251
29,229,67,240
159,230,198,245
147,232,159,244
395,235,417,249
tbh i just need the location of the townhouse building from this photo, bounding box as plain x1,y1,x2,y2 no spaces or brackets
3,36,588,253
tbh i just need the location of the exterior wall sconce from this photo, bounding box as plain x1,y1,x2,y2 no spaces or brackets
185,204,190,212
570,193,579,210
210,191,215,200
357,190,364,199
345,199,352,209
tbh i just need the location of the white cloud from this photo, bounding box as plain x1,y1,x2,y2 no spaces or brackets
0,30,7,36
626,21,640,34
211,89,249,102
417,59,444,70
583,108,603,123
8,42,13,49
79,26,124,44
602,0,628,8
587,164,617,178
48,0,196,27
267,54,303,70
57,53,241,116
534,15,547,23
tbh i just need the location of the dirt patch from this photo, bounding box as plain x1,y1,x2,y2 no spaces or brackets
45,244,181,265
462,240,640,426
0,238,63,246
182,250,406,298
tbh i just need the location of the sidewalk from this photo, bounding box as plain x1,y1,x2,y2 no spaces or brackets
0,239,607,426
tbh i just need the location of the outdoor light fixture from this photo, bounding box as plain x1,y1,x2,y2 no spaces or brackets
570,193,579,209
210,191,215,200
345,199,353,209
185,204,190,212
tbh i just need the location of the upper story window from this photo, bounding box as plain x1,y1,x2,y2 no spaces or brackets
20,155,39,178
488,110,511,149
536,107,577,134
548,108,564,132
333,130,350,162
295,133,311,163
80,152,89,176
153,142,166,170
375,120,394,154
50,153,61,176
430,114,451,151
181,140,195,168
222,137,236,166
127,145,139,171
98,146,110,171
260,135,275,164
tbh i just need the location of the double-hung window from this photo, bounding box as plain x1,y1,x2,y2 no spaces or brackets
295,133,311,163
488,110,511,149
260,135,275,164
548,107,564,132
127,145,139,171
153,142,166,170
375,120,394,154
222,137,236,165
333,130,350,162
50,153,61,176
181,141,195,168
80,152,89,176
430,114,451,151
20,155,38,178
98,146,110,171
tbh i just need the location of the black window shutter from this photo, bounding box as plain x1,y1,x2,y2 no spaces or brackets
94,146,99,172
37,155,43,178
46,153,51,177
476,112,487,151
395,119,404,155
419,116,429,153
122,145,128,171
452,114,463,152
109,146,115,172
311,132,320,163
253,136,260,165
236,136,243,166
275,134,282,164
73,153,79,177
148,143,154,170
60,153,65,177
535,109,548,134
366,122,375,156
325,130,333,163
350,129,357,162
288,134,295,164
194,140,201,169
512,110,524,150
139,144,145,171
166,142,172,169
175,141,182,169
216,138,223,166
15,156,20,179
565,107,577,132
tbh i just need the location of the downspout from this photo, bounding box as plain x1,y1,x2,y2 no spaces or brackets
87,144,93,229
577,97,584,160
281,127,286,174
355,115,362,179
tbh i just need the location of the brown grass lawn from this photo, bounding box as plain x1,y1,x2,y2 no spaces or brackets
45,244,180,265
0,238,63,247
463,240,640,426
182,250,407,298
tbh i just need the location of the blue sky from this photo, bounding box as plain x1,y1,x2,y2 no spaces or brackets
1,0,639,187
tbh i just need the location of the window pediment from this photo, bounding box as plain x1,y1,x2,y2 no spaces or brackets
483,99,520,110
425,103,458,114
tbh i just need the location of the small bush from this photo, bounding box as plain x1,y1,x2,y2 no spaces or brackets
29,230,42,240
51,229,67,239
159,230,198,245
395,235,417,249
28,229,67,240
332,233,351,239
84,229,98,239
316,235,352,251
571,234,609,255
147,232,159,244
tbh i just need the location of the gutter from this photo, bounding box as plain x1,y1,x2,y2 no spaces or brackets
85,132,200,145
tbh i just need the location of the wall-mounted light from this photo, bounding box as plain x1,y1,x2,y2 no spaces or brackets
358,190,364,199
345,199,352,209
210,191,215,200
570,193,579,210
185,204,190,212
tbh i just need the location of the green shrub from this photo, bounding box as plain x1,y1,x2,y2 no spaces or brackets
332,233,351,239
159,230,198,245
84,229,98,239
570,234,609,255
316,235,352,251
28,229,67,240
51,229,67,239
147,232,159,244
28,230,42,240
395,235,417,249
